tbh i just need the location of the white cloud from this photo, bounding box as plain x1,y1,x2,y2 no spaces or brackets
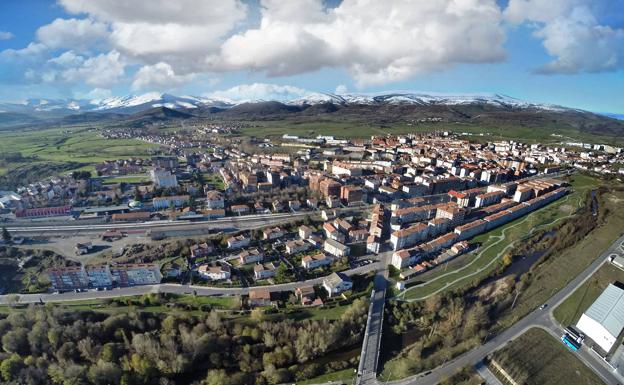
60,0,248,72
204,83,312,101
505,0,624,74
48,51,85,67
0,31,13,40
132,62,196,90
75,87,113,101
216,0,507,86
335,84,348,94
60,51,125,87
36,18,109,52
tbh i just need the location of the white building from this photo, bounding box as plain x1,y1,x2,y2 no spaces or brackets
197,264,231,281
324,239,350,257
576,284,624,353
323,272,353,297
150,169,178,188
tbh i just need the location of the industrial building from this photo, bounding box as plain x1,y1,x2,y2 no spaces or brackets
576,284,624,353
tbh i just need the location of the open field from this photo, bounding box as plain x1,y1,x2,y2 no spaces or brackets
0,125,161,177
398,175,594,301
489,328,603,385
298,367,355,385
237,118,624,145
554,263,624,326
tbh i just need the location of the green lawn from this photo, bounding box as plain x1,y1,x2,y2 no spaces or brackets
489,328,603,385
102,174,151,185
554,263,624,326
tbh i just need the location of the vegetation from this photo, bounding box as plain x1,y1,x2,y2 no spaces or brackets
382,175,624,379
0,297,368,385
0,247,76,294
554,263,624,326
489,328,603,385
380,291,492,380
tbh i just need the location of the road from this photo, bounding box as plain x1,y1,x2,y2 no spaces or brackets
388,234,624,385
356,252,391,385
0,259,382,304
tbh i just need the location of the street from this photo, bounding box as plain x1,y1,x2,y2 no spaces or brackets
389,234,624,385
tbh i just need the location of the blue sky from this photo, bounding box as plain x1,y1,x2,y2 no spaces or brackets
0,0,623,113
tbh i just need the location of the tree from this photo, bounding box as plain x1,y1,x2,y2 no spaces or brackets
275,262,288,283
0,354,23,382
2,227,11,244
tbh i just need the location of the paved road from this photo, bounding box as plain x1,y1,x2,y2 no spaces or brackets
388,234,624,385
474,361,504,385
0,260,381,304
356,253,390,385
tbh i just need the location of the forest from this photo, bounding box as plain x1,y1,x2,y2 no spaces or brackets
0,297,368,385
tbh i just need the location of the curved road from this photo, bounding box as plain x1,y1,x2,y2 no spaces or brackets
388,234,624,385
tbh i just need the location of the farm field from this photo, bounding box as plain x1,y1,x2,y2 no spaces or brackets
0,125,161,177
489,328,603,385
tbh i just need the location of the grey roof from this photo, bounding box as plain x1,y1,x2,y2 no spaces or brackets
584,284,624,338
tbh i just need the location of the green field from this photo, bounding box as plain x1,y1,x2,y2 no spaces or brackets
0,126,161,177
489,328,603,385
554,263,624,326
297,367,355,385
236,119,624,145
398,175,593,301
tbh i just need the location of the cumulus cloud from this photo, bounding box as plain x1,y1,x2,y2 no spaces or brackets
60,51,125,87
204,83,313,101
505,0,624,74
60,0,247,70
132,62,196,90
36,18,109,52
75,87,113,101
216,0,507,86
0,31,14,40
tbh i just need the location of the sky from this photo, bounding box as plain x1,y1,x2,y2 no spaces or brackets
0,0,623,113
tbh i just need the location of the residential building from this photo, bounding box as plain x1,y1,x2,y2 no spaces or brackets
324,239,350,257
150,169,178,188
227,234,251,249
323,272,353,297
110,264,162,286
197,264,231,281
301,253,333,269
254,262,277,280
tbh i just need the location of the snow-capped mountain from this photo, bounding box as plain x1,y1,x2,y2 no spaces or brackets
289,92,569,111
0,91,577,115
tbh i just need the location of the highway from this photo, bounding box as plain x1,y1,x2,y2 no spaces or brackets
388,234,624,385
0,259,381,305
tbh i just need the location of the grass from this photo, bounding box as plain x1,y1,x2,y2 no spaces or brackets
495,186,624,331
489,328,603,385
0,126,161,177
0,293,236,315
102,174,151,185
554,263,624,326
235,119,624,146
297,367,355,384
398,174,599,302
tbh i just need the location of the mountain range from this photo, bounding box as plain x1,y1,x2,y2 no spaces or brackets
0,91,622,138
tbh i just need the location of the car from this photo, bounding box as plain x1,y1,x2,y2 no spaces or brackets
539,304,548,310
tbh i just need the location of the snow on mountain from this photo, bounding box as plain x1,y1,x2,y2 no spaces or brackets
0,91,573,115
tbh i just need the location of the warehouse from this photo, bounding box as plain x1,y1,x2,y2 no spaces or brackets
576,284,624,353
